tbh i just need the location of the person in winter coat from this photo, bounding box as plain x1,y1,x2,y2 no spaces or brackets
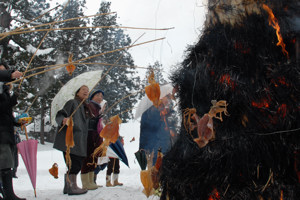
106,136,124,187
139,94,176,164
12,129,21,178
0,62,25,200
53,85,91,196
80,89,105,190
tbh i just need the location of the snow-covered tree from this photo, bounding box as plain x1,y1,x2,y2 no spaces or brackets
142,61,168,86
88,1,141,122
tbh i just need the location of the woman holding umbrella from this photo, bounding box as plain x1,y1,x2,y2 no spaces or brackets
53,85,91,196
0,63,25,200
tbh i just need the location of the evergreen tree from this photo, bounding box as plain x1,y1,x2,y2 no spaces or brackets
142,61,168,86
89,1,141,122
0,0,59,144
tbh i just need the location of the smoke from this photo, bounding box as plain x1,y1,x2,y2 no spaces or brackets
35,53,68,96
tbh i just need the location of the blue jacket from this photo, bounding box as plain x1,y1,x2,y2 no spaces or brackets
139,105,171,163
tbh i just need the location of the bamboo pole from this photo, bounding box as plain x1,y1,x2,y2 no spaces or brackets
7,65,67,85
1,12,116,38
58,33,146,133
6,37,165,85
25,95,39,113
18,0,71,89
104,88,145,115
0,5,60,41
5,25,174,36
26,62,148,73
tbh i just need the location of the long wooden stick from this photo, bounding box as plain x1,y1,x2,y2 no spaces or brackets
104,89,145,115
26,62,148,73
6,26,174,36
58,33,146,133
6,37,165,85
7,65,67,85
25,95,39,113
0,5,60,41
18,0,71,89
2,12,116,37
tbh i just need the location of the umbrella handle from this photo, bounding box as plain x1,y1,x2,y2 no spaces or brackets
22,124,29,140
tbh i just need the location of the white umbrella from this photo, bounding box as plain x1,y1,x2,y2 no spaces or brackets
50,70,103,126
134,83,173,120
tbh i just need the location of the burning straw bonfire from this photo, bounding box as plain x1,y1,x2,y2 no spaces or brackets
160,0,300,199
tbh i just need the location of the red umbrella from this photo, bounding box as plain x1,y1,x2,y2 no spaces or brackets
17,139,38,197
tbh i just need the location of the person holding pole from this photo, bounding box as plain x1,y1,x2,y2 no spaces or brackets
0,62,25,200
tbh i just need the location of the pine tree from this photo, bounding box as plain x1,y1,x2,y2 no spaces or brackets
89,1,141,122
143,61,168,86
0,0,59,144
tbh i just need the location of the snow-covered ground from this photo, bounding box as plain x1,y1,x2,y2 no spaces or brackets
13,121,160,200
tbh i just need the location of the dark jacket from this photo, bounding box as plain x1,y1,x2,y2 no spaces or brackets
87,101,103,147
53,98,90,157
81,101,104,173
0,70,19,145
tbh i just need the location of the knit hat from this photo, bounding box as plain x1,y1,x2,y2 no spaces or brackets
89,89,104,101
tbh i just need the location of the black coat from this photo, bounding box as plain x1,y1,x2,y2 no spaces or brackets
0,70,18,145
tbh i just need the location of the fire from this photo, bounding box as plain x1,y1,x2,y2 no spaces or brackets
271,76,289,87
280,190,283,200
208,188,220,200
277,104,287,118
252,98,270,109
219,74,236,89
263,4,289,59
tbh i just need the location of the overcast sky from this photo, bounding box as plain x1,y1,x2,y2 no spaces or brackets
54,0,207,80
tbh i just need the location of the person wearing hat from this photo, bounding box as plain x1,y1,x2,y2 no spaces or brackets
0,62,25,200
53,85,91,196
80,89,105,190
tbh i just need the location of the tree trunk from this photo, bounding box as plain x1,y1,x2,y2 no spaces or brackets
0,5,12,59
40,98,45,145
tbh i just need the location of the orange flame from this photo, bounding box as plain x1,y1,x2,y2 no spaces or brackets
208,188,220,200
271,76,289,87
252,98,270,109
263,4,289,59
219,74,236,89
277,104,287,118
280,190,283,200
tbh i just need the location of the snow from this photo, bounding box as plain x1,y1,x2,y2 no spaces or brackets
13,120,159,200
26,44,55,56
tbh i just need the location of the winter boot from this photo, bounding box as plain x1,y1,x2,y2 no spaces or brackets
81,173,97,190
106,175,113,187
1,170,26,200
88,172,98,189
63,174,69,194
68,174,87,195
112,174,123,186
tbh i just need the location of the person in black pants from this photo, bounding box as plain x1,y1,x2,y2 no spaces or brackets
12,129,21,179
0,62,25,200
53,85,91,196
106,136,124,187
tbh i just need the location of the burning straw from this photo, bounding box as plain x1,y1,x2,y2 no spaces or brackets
159,0,300,199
